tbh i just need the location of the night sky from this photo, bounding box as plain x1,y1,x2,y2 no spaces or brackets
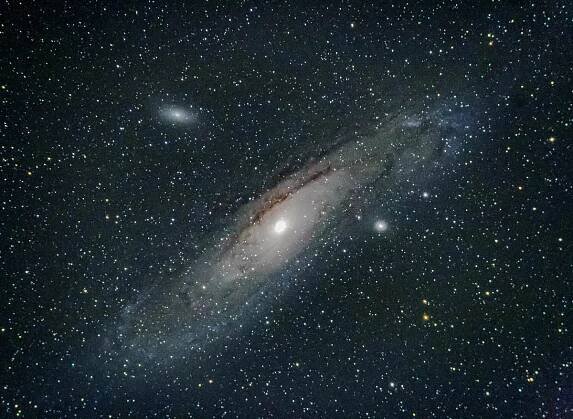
2,1,572,417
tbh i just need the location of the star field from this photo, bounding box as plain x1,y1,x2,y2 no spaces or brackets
1,1,572,417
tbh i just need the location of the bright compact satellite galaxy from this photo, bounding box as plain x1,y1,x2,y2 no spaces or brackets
1,1,572,417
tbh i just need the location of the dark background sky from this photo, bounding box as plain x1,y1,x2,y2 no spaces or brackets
1,0,572,417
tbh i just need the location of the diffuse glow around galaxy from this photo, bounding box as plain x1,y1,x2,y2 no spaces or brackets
116,109,447,362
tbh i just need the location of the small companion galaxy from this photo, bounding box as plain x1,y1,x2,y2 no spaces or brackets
1,1,572,417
